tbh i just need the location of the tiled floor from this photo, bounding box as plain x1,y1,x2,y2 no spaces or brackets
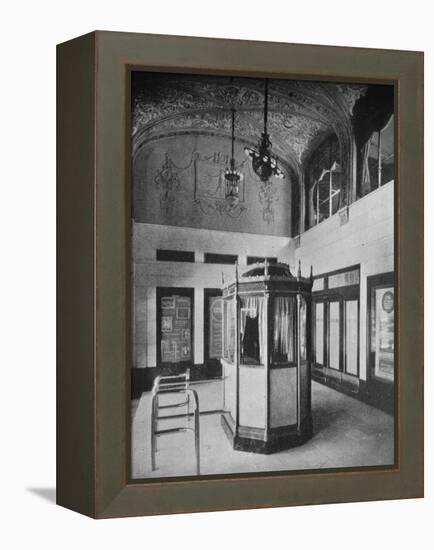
130,380,394,479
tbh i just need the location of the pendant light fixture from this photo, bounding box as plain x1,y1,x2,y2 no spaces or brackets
224,107,243,206
244,79,284,183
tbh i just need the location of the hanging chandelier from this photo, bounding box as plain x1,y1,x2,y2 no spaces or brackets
244,79,284,183
224,107,243,206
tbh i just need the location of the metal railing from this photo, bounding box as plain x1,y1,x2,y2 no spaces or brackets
150,369,200,475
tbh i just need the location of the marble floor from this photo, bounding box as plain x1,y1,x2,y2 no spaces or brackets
130,380,394,479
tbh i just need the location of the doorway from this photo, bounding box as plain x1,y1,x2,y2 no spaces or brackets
204,288,223,368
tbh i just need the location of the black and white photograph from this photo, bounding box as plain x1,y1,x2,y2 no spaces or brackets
3,0,431,541
130,71,395,479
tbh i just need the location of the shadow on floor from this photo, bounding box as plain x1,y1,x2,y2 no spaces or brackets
27,487,56,504
311,403,348,435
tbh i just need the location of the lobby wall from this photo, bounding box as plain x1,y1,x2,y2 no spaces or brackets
133,134,294,237
132,222,294,370
292,181,394,382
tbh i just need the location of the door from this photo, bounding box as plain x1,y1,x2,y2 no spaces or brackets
204,289,223,366
344,299,359,376
328,300,341,370
313,295,359,377
314,301,325,367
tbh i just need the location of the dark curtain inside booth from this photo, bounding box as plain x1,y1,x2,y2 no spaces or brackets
273,297,296,363
240,297,266,364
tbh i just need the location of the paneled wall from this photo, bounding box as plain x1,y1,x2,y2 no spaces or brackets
291,181,394,381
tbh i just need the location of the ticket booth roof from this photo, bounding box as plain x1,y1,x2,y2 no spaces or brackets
222,262,313,296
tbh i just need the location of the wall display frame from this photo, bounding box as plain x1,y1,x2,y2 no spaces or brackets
57,31,423,518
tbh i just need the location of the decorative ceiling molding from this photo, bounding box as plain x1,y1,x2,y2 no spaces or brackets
132,76,367,166
331,83,367,115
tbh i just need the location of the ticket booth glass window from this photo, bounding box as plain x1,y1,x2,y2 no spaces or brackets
224,299,235,362
240,296,266,365
272,296,296,363
206,293,223,361
300,296,307,361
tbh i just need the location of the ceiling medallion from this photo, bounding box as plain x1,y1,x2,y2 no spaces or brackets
244,79,285,183
224,107,243,207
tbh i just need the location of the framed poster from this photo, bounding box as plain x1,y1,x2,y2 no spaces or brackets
367,272,396,397
57,31,423,518
375,288,394,382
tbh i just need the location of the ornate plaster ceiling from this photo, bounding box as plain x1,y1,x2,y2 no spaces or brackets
132,74,366,168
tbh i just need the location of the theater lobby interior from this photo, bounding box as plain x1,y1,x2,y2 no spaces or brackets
130,72,395,479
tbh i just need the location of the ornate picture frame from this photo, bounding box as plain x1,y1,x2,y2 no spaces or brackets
57,31,423,518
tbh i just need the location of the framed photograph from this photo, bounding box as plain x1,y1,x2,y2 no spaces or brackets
57,31,423,518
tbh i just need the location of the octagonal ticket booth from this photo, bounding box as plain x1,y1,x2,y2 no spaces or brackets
220,260,313,453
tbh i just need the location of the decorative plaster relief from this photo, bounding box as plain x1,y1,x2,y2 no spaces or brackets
139,108,327,163
193,151,248,219
334,84,367,115
132,76,365,164
258,181,278,224
154,153,186,214
133,134,293,236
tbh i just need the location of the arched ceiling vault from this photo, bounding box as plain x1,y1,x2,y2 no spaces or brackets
132,74,367,174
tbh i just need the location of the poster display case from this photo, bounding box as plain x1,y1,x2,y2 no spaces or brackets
158,290,193,365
